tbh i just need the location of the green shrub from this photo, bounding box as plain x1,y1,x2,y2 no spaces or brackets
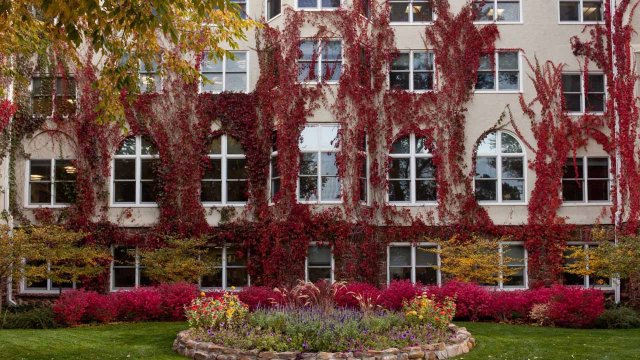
597,306,640,329
0,306,59,329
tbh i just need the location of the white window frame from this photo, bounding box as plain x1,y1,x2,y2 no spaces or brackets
562,72,606,115
389,50,436,92
305,243,335,283
359,135,369,204
475,51,523,93
199,51,250,94
387,133,437,205
387,242,441,286
25,158,76,208
561,156,612,205
474,130,527,205
473,0,523,24
111,136,159,207
269,143,280,204
21,260,78,294
295,0,341,11
110,246,146,291
265,0,282,21
297,39,343,85
297,123,342,204
564,242,613,289
199,245,250,290
498,241,528,290
202,135,248,207
138,60,163,93
389,0,436,24
558,0,605,24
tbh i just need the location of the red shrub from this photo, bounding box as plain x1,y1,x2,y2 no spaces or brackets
84,293,118,323
112,288,163,321
427,281,492,321
489,290,531,322
377,280,418,311
334,282,381,309
157,282,199,320
238,286,281,310
545,286,605,328
52,290,95,326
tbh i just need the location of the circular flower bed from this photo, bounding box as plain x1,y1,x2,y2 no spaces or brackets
174,284,476,359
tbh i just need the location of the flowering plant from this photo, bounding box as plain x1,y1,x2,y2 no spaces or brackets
403,292,455,332
185,290,249,331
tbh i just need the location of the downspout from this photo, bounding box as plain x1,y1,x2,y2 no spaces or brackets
4,55,16,306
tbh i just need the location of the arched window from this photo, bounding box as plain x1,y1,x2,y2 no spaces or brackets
112,136,159,205
474,131,525,203
202,135,248,204
388,134,437,204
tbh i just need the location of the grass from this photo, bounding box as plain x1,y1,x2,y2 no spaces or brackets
0,321,639,360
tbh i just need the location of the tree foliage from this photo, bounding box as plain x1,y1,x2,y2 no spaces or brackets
139,236,215,283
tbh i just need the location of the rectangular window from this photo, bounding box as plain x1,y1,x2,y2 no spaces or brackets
22,260,77,293
388,244,439,285
476,51,520,92
201,51,249,93
139,60,162,93
298,40,342,83
500,243,527,288
389,51,435,91
201,246,249,289
202,135,248,204
298,124,341,203
306,245,333,283
562,157,610,202
111,247,150,290
474,0,521,22
113,137,160,205
388,134,437,204
232,0,248,18
267,0,281,19
559,0,603,22
31,75,76,116
390,0,434,23
563,243,611,287
297,0,339,10
562,73,605,113
28,159,77,206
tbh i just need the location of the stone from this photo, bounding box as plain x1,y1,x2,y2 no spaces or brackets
259,351,278,360
382,349,399,355
186,340,198,349
461,343,469,354
397,353,409,360
197,342,214,351
194,351,209,360
435,343,446,352
208,344,227,352
407,349,425,359
433,350,446,360
366,350,383,357
425,352,436,360
276,352,298,359
317,352,334,360
299,353,317,360
380,355,397,360
446,345,462,358
333,352,353,359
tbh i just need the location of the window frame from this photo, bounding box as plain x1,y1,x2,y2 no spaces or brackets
111,136,160,207
30,74,77,117
562,72,606,115
297,39,343,85
110,246,148,291
389,0,436,24
297,123,342,204
199,51,250,94
305,243,335,283
265,0,282,21
25,158,77,208
21,260,78,294
387,133,437,206
474,50,523,94
473,0,523,24
563,242,613,289
387,242,441,286
561,156,612,205
199,245,251,290
201,135,248,207
558,0,605,24
498,241,528,290
295,0,341,11
474,130,527,205
389,50,437,92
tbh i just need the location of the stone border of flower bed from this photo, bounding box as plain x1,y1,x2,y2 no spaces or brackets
173,324,475,360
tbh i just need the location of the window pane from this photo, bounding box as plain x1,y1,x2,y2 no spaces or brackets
416,180,437,201
412,1,433,22
55,182,76,204
474,1,494,21
227,180,249,202
391,53,410,71
562,180,584,201
502,179,524,201
587,180,609,201
502,157,524,178
562,74,581,92
413,72,433,90
268,0,281,19
504,245,525,264
501,132,523,153
563,272,584,286
227,53,247,72
498,52,519,70
587,74,605,92
565,94,582,112
504,269,525,286
141,138,158,155
225,73,247,92
413,52,433,71
225,137,244,155
201,272,223,288
114,181,136,202
475,157,497,178
299,126,317,150
389,267,411,281
114,159,135,180
319,126,339,149
308,268,331,283
390,72,410,90
476,72,495,90
416,137,430,154
201,181,222,202
583,1,603,21
202,54,223,72
497,1,520,21
477,132,497,154
391,136,410,154
228,159,247,179
416,158,435,178
389,158,410,178
475,179,497,201
498,71,519,90
559,1,580,21
389,180,411,202
390,1,410,22
309,246,331,266
140,181,158,202
587,158,609,178
227,268,249,287
299,41,317,61
321,152,338,176
478,55,493,70
563,158,584,178
114,247,136,265
321,177,341,201
389,247,411,266
298,0,317,8
30,160,51,181
204,159,222,179
30,182,51,204
141,159,158,180
300,153,318,175
55,160,76,181
415,267,437,285
225,248,246,266
299,176,318,201
202,73,223,92
114,268,136,288
416,246,437,265
586,94,605,112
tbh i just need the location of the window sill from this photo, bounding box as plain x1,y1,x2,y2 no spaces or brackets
390,22,434,26
298,200,343,205
266,13,283,23
388,202,438,207
561,202,612,207
558,21,605,25
474,21,523,25
109,203,159,208
474,90,522,94
24,204,70,209
295,7,339,11
203,203,247,207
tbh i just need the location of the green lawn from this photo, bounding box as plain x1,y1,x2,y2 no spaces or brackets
0,321,639,360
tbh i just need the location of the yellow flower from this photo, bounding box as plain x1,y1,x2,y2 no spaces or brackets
407,310,418,316
231,286,236,291
418,315,423,320
200,291,206,297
